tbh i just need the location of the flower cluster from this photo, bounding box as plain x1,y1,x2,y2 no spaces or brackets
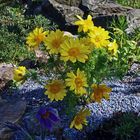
24,15,116,130
14,14,138,131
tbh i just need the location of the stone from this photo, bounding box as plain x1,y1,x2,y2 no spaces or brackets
19,58,39,69
34,50,49,63
64,31,73,37
81,0,134,29
0,63,15,90
55,0,81,6
42,0,133,31
42,0,84,26
126,9,140,34
0,99,26,140
81,0,139,33
82,0,111,11
81,0,132,19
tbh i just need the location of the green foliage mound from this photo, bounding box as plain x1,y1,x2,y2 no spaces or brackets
0,4,57,63
88,112,140,140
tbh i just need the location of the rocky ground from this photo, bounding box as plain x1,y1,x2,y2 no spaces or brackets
0,63,139,140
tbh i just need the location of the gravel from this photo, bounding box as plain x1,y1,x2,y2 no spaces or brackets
1,63,140,139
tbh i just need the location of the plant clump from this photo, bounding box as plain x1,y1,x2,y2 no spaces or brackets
12,14,140,132
87,112,140,140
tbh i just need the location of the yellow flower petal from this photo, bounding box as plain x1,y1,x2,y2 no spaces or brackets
108,40,118,56
74,15,94,33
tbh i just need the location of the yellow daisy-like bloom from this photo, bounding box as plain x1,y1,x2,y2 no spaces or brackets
65,68,88,95
13,66,27,82
44,30,66,54
108,40,118,56
44,80,66,101
91,84,112,103
88,26,110,48
26,27,48,49
70,108,91,130
60,38,91,63
74,15,94,33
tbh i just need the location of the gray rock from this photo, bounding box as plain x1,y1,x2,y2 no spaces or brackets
41,0,134,31
42,0,84,26
126,9,140,34
0,63,15,90
82,0,112,11
82,0,132,17
55,0,81,6
0,100,26,139
80,1,139,33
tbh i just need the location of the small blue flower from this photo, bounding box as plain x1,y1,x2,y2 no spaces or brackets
36,107,60,130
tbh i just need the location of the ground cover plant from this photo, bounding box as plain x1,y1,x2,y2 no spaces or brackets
0,1,57,63
115,0,140,8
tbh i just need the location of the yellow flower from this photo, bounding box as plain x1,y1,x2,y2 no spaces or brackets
13,66,27,82
88,26,110,48
44,30,66,54
70,108,91,130
44,80,66,101
60,38,91,63
65,68,88,95
91,84,112,103
108,40,118,56
26,27,48,49
74,15,94,32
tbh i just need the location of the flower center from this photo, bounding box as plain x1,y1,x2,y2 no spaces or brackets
94,87,104,100
50,83,61,94
68,48,80,57
75,77,83,88
18,73,23,77
35,35,44,44
41,112,50,119
95,36,101,42
52,39,61,48
75,116,84,125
